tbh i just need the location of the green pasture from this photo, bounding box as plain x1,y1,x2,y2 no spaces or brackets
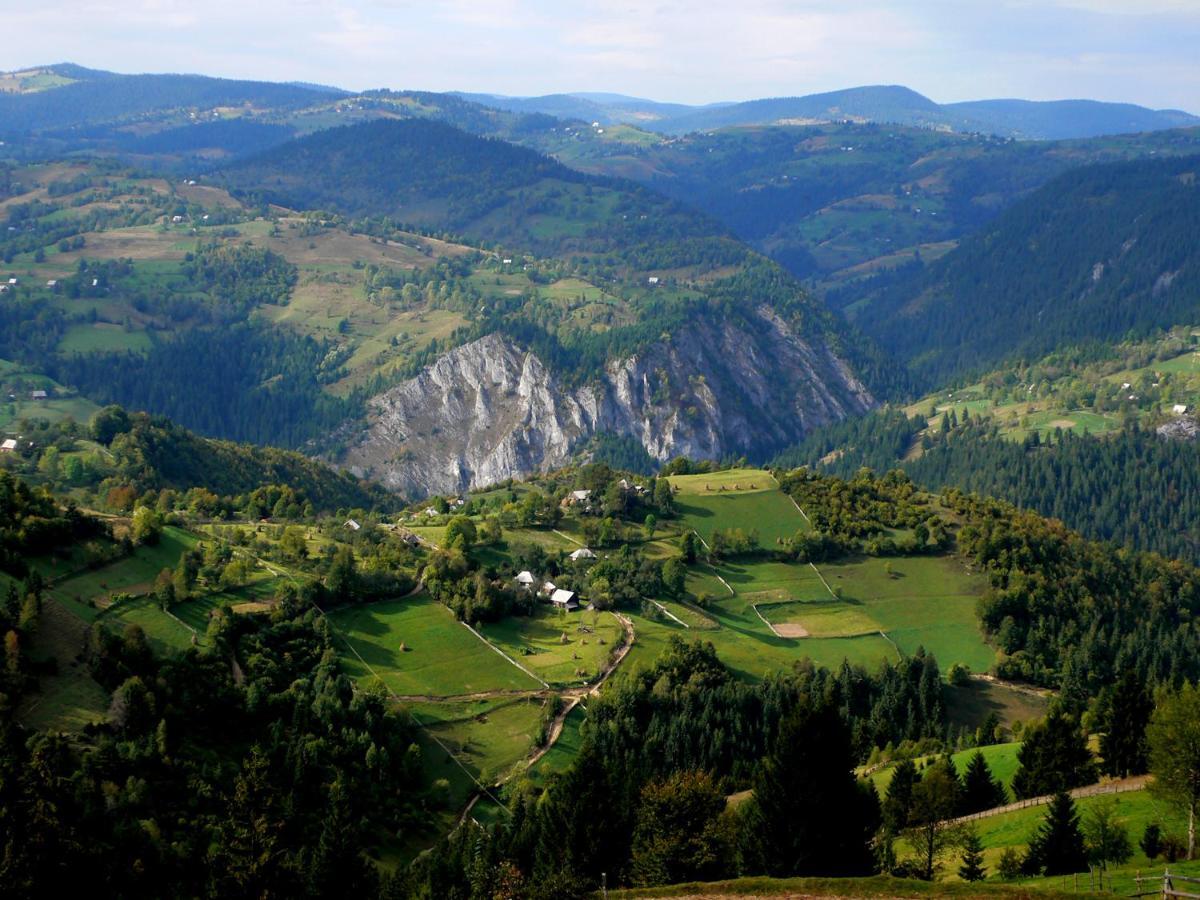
47,526,200,610
477,606,622,685
408,696,547,786
58,322,153,354
667,467,778,495
328,594,544,696
866,742,1022,796
677,488,809,546
98,595,197,656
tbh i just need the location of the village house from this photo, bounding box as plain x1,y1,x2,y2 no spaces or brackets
569,547,596,561
1173,404,1189,416
539,580,557,597
45,280,57,289
515,571,536,590
0,439,17,452
550,588,579,611
344,519,361,532
647,276,659,285
30,390,47,400
563,489,591,507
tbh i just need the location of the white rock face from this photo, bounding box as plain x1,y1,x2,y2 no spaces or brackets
340,307,874,497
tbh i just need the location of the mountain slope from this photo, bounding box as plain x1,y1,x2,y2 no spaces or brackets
0,66,336,133
946,98,1200,140
847,153,1200,385
468,84,1199,139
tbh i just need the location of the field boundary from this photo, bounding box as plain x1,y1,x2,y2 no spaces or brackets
648,598,689,628
552,529,582,546
460,621,550,689
809,562,837,599
750,603,783,637
318,603,513,815
948,774,1150,826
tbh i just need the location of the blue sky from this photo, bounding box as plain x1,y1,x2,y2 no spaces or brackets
4,0,1198,111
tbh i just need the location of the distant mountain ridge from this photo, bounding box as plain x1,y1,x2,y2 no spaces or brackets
462,84,1200,140
3,64,1194,142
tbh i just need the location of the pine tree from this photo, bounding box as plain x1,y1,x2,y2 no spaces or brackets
882,758,918,833
958,829,987,882
1012,708,1097,799
1100,669,1152,778
1025,791,1088,876
745,699,879,877
960,750,1007,814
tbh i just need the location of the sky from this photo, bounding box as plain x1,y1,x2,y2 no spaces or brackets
3,0,1199,112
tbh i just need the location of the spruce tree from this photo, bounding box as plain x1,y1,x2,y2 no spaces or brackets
1100,669,1152,778
746,699,879,877
1025,791,1088,876
958,829,987,882
1012,708,1097,799
960,750,1008,814
882,758,918,833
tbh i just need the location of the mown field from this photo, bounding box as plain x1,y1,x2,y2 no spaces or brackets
329,594,545,696
476,606,622,686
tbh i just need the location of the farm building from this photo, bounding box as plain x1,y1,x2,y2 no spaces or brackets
515,571,535,589
569,547,596,561
45,280,57,288
7,278,16,285
647,276,659,285
1173,404,1189,415
549,589,579,611
539,580,557,597
344,519,361,531
563,489,592,506
30,390,47,399
0,439,16,452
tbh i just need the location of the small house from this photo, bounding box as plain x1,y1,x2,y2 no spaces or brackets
647,276,659,285
45,280,57,289
564,489,591,507
569,547,596,561
1174,404,1189,416
502,258,513,265
172,215,184,223
515,571,536,589
0,439,16,452
7,278,17,285
344,519,361,532
550,588,579,611
423,507,439,517
30,390,47,400
539,580,557,597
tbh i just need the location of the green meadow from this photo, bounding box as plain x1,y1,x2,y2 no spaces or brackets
329,594,544,696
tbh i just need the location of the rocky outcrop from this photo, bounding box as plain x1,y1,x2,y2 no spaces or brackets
341,307,874,497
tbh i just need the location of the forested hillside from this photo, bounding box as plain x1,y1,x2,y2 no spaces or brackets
843,154,1200,387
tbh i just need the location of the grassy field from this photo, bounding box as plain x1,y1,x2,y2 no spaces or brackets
477,606,622,685
964,787,1193,892
609,874,1101,898
819,556,994,673
58,322,153,354
98,595,198,655
47,527,199,611
408,696,547,786
17,596,109,732
677,489,809,547
945,679,1050,732
328,594,545,696
667,468,778,495
867,742,1023,796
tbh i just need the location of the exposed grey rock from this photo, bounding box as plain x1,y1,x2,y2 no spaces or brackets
340,307,874,497
1158,416,1200,440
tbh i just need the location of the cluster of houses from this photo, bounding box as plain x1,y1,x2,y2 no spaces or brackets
560,480,648,513
514,546,598,612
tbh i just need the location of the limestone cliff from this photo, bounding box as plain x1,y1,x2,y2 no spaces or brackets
340,307,874,497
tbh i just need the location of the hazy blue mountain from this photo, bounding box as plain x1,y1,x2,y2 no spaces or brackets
945,98,1200,140
465,84,1199,139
